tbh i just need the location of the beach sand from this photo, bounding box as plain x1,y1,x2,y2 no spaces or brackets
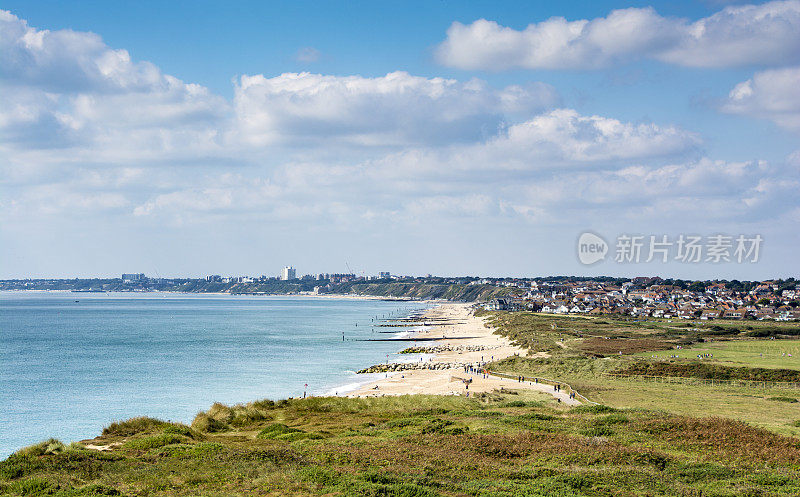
347,303,581,405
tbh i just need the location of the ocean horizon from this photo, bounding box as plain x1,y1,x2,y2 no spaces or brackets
0,291,429,456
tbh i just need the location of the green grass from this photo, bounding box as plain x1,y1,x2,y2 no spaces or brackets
4,395,800,496
484,312,800,437
634,339,800,369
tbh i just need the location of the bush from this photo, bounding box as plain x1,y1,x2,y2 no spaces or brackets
674,462,734,483
162,424,203,439
5,478,52,495
596,413,629,425
123,433,186,450
768,396,798,403
581,426,613,437
501,400,543,408
257,423,303,439
421,419,467,435
67,483,122,495
617,361,800,382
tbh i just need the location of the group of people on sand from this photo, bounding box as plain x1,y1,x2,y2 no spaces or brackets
463,364,489,379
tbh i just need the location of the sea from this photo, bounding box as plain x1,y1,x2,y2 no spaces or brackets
0,291,430,457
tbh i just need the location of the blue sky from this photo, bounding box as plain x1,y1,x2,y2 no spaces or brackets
1,1,798,279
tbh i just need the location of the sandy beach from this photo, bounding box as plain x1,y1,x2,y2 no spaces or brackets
348,303,581,404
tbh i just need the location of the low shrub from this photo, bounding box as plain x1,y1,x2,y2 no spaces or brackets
500,400,544,408
768,396,798,403
581,426,614,437
421,419,467,435
162,424,203,439
385,417,422,428
65,483,122,495
571,404,617,414
617,361,800,382
257,423,303,439
673,462,735,483
123,433,186,450
5,478,52,495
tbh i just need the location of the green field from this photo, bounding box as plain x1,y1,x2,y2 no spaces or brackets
483,311,800,436
634,339,800,370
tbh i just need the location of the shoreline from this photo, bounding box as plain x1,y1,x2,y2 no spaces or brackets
345,303,581,404
0,289,445,305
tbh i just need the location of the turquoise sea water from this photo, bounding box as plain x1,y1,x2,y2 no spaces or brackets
0,292,428,456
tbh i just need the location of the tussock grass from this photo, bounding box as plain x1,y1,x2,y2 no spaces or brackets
3,395,800,496
102,417,170,437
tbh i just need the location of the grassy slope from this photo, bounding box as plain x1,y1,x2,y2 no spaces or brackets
485,311,800,436
3,394,800,496
333,283,512,301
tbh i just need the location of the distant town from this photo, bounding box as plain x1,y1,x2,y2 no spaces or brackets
0,268,796,322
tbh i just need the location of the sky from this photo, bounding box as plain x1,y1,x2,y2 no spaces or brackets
1,0,798,280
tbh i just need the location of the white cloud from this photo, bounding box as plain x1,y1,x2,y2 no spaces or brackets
233,71,559,147
435,0,800,70
1,10,161,93
1,9,796,278
0,10,230,164
722,66,800,132
128,109,707,223
476,109,700,165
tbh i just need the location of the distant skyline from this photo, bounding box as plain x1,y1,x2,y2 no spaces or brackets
1,1,798,280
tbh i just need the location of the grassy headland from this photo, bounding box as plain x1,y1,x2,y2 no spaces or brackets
4,394,800,496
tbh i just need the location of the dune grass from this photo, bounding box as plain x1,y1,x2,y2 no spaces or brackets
3,394,800,496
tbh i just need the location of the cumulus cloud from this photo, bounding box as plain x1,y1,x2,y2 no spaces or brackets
1,8,794,271
129,109,708,223
722,66,800,132
435,0,800,70
233,71,559,147
0,10,230,166
2,10,177,93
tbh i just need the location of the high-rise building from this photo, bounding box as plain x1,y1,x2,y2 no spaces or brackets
121,273,145,283
281,266,296,280
379,271,391,279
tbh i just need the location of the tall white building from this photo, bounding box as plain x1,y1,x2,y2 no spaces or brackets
281,266,296,280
